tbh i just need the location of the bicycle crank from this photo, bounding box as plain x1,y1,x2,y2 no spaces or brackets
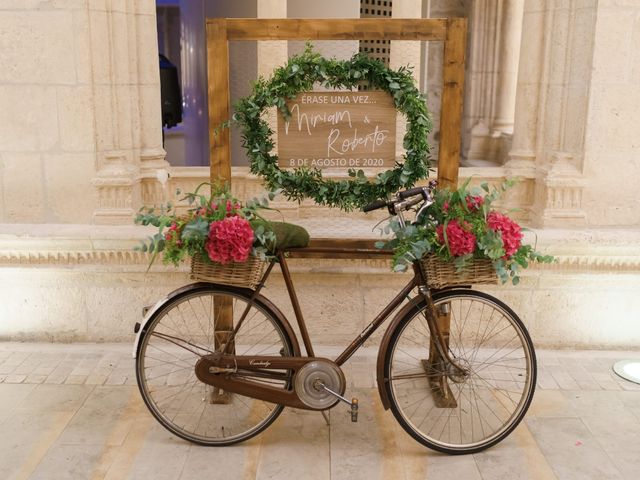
318,383,359,422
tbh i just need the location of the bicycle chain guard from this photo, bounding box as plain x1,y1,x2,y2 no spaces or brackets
195,353,346,411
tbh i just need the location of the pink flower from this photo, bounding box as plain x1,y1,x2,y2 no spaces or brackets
165,222,178,241
205,216,254,264
466,195,484,211
443,201,450,212
487,211,523,257
436,220,476,256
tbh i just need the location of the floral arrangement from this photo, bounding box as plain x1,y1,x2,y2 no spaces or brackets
379,180,554,284
134,184,276,267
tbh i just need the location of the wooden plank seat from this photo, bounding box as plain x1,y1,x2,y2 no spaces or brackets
284,238,393,259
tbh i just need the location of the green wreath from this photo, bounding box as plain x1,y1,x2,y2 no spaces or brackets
233,45,432,211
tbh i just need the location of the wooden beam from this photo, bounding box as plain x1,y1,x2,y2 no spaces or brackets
221,18,448,41
437,17,467,189
206,18,232,184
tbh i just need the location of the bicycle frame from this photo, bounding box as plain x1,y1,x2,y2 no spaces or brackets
194,249,467,411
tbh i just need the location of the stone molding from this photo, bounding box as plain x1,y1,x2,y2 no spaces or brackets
1,225,639,273
1,248,639,274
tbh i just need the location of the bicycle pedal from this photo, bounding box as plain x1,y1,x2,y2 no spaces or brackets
350,397,358,422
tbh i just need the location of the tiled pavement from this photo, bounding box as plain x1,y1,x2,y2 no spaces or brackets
1,342,640,480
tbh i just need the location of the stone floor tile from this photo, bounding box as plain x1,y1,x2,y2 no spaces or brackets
0,383,37,423
426,454,482,480
2,351,30,366
16,384,95,413
0,362,17,374
25,373,48,384
473,422,557,480
592,372,623,391
550,371,580,390
105,374,127,385
117,422,191,480
85,373,108,385
573,377,602,391
64,374,87,385
527,390,574,418
526,417,623,480
561,390,627,418
0,410,76,480
581,410,640,479
4,374,27,383
255,408,331,480
539,355,561,366
536,371,559,390
179,440,261,480
12,360,41,376
57,386,139,446
330,389,387,480
29,443,106,480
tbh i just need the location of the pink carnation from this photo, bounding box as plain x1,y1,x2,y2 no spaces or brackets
205,216,254,264
436,220,476,256
487,211,523,257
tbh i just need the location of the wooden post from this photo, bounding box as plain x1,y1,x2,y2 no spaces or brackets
428,18,468,408
438,17,467,189
206,19,233,403
207,18,232,183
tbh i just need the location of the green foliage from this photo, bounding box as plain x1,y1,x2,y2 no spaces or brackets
379,179,555,285
229,44,433,211
134,183,277,268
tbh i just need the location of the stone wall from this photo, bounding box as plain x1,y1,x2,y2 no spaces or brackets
0,0,165,225
0,1,639,348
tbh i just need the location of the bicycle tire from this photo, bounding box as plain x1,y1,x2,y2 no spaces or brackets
135,284,295,446
383,289,536,454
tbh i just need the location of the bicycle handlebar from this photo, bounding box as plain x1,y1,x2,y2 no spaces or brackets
361,181,437,214
398,186,428,200
362,198,389,213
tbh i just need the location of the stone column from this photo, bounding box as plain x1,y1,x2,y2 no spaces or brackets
492,0,524,133
137,3,171,206
91,2,146,224
465,0,524,165
507,0,597,227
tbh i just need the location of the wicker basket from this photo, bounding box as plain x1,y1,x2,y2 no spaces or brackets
190,255,266,289
420,255,497,289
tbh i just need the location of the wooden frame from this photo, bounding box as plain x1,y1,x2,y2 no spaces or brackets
206,17,467,195
205,17,468,407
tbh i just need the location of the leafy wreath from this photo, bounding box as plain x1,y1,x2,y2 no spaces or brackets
232,46,432,211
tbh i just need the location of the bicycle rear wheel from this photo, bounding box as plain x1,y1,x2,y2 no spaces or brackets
383,289,536,454
135,284,294,446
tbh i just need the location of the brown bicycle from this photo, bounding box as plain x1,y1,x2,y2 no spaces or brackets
133,185,536,455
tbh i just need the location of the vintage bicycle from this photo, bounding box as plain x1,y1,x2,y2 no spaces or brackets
132,183,536,455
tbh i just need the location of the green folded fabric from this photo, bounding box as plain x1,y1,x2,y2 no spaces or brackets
251,219,310,250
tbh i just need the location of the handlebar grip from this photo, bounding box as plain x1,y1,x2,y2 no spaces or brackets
398,186,427,200
362,199,388,213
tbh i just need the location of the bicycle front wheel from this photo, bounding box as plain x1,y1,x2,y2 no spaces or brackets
135,284,295,446
383,289,536,454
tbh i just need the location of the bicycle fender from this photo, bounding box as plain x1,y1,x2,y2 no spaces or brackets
376,295,425,410
132,282,209,359
132,282,301,359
